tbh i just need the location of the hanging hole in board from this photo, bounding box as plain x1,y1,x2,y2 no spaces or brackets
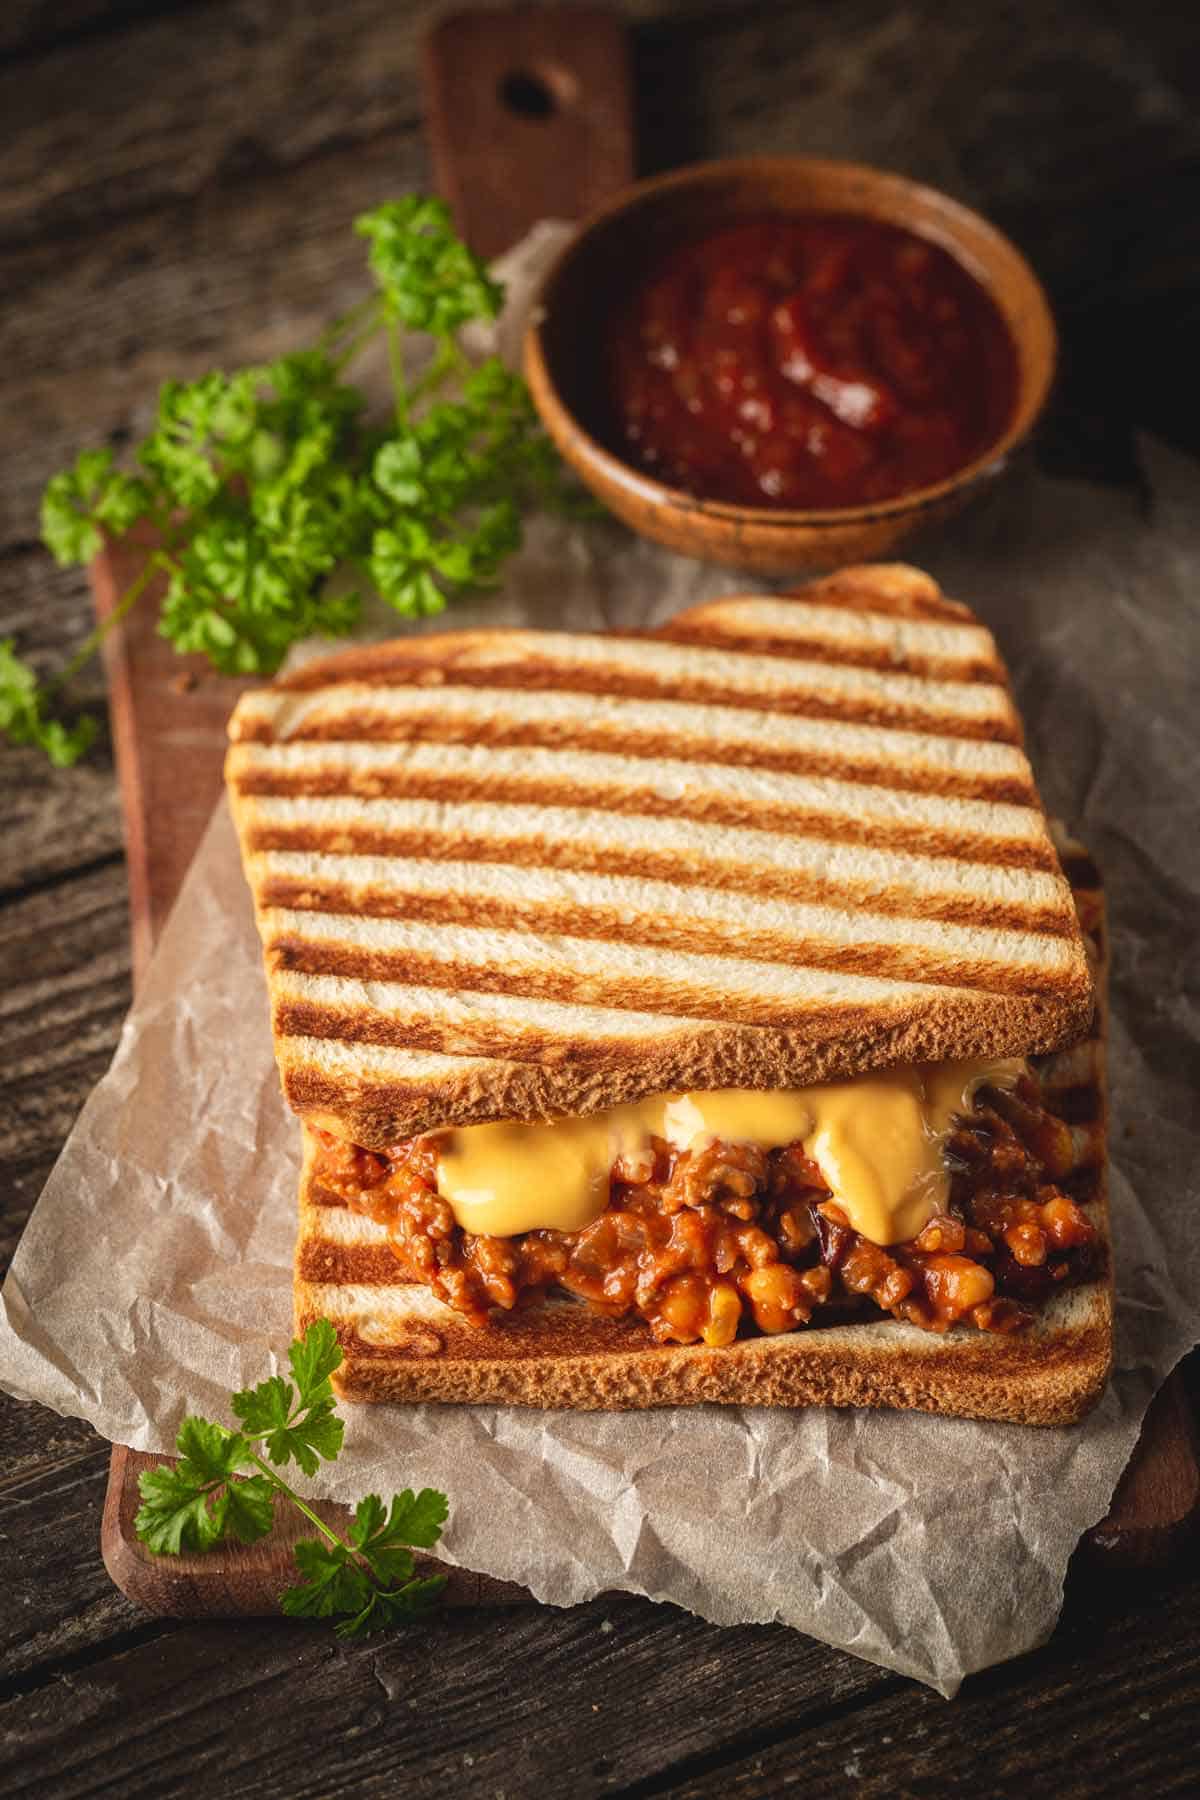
499,64,578,120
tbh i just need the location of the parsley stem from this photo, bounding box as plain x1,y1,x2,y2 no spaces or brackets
408,340,458,406
329,309,386,373
318,292,380,350
51,547,176,694
386,317,408,427
246,1450,347,1554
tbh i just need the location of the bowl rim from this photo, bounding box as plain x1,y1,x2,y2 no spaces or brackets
523,153,1058,529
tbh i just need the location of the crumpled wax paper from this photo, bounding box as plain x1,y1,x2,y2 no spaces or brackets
2,224,1199,1697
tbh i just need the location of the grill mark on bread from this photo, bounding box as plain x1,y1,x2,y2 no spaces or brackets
272,592,994,687
265,922,949,1013
254,833,1072,934
244,804,1075,935
271,956,1061,1053
657,589,1000,665
630,599,1004,679
298,1239,404,1286
229,743,1053,872
255,867,1078,986
266,907,1082,1003
254,628,1021,740
640,627,1002,682
254,659,1017,740
231,677,1036,795
233,708,1037,804
278,999,739,1061
237,767,1048,868
271,942,1070,1004
275,976,719,1045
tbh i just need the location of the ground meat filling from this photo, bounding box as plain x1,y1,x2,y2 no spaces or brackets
313,1073,1100,1346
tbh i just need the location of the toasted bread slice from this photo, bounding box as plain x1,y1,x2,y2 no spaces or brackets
227,565,1094,1148
294,838,1111,1424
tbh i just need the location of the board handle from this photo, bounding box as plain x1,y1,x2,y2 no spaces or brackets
423,5,634,258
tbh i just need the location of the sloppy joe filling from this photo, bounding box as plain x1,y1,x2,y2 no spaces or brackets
311,1073,1099,1347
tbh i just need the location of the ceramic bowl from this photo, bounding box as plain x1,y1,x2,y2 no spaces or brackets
524,156,1056,574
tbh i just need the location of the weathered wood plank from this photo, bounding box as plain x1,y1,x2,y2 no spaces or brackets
0,124,447,558
0,3,219,63
1,10,1196,570
3,1551,1200,1799
0,1397,154,1683
0,0,719,211
658,1565,1200,1798
0,547,123,895
6,0,1198,259
0,0,435,247
0,860,131,1264
2,0,1198,559
0,129,431,554
0,1597,893,1797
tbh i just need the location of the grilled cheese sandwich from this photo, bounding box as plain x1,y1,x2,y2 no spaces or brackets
226,563,1112,1422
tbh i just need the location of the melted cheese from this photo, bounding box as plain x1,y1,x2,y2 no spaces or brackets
431,1057,1026,1246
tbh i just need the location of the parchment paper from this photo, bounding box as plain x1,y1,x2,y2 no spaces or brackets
2,225,1199,1697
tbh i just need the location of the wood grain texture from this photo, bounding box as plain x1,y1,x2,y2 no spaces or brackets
659,1571,1200,1799
1086,1373,1200,1568
0,860,131,1269
90,530,254,984
2,1547,1200,1798
0,130,431,556
0,1595,897,1799
2,0,1200,1789
0,0,429,246
0,1397,150,1686
425,5,633,258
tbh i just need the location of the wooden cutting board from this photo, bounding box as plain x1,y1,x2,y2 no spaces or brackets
94,6,1197,1619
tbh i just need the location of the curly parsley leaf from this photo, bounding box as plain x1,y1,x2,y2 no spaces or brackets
138,372,261,508
281,1539,375,1622
0,640,98,767
41,448,154,566
343,1574,447,1637
355,196,501,336
15,194,583,762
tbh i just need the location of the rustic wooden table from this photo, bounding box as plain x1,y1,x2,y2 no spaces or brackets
2,3,1198,1793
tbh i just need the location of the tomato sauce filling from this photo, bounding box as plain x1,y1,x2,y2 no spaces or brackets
311,1073,1100,1348
602,214,1018,510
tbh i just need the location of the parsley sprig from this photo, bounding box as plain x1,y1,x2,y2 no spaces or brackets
135,1319,449,1637
7,196,580,764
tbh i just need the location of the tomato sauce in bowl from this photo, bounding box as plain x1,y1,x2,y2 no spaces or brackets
604,215,1018,511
